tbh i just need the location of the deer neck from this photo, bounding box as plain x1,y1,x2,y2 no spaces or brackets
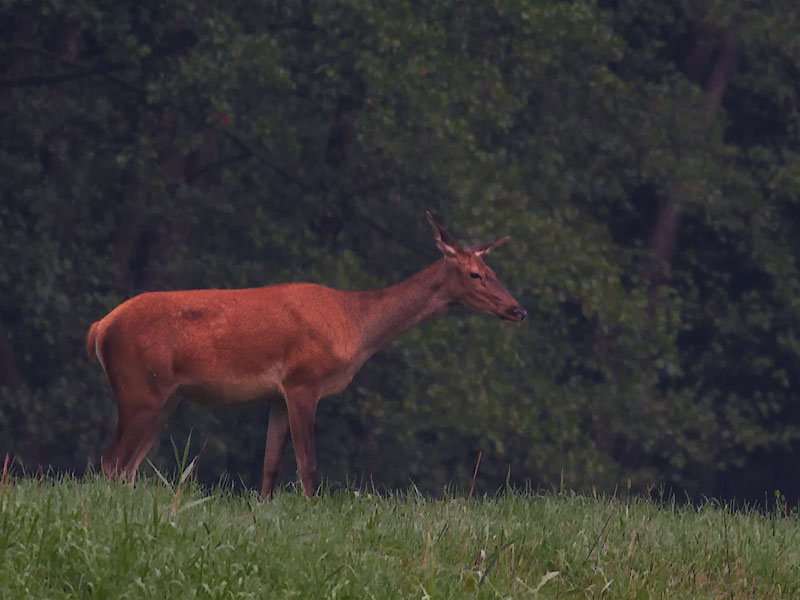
351,259,453,359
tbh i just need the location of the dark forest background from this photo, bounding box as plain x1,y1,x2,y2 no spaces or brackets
2,0,800,503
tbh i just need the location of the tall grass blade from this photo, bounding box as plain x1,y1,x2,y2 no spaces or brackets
146,458,172,490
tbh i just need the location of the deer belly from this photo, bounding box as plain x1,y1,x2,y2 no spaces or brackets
318,369,357,398
178,371,284,407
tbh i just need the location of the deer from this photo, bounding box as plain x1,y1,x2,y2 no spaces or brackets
86,212,526,499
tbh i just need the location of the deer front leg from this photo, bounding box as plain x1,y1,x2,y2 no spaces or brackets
261,400,290,500
285,386,320,498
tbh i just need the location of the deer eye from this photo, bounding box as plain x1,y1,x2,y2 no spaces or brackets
470,272,482,280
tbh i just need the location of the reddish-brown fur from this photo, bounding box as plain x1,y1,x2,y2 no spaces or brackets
87,212,525,498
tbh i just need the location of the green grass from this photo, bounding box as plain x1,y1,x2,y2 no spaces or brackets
1,472,798,599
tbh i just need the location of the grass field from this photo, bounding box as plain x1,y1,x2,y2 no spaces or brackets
1,468,799,599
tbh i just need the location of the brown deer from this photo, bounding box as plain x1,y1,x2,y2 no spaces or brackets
87,212,525,498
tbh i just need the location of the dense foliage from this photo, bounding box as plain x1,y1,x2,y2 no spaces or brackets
2,0,799,501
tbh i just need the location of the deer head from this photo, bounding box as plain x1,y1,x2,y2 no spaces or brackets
426,211,526,322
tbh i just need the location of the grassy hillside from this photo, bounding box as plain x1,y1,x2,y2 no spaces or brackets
1,472,798,599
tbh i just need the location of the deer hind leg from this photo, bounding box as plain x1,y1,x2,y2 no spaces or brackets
261,399,290,500
102,421,127,479
284,387,320,498
119,397,179,480
102,367,177,482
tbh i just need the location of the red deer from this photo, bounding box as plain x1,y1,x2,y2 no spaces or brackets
86,212,526,498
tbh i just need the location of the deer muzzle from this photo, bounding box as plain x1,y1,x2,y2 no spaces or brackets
500,305,527,322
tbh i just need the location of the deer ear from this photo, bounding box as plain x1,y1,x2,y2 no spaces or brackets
470,236,510,257
426,211,461,258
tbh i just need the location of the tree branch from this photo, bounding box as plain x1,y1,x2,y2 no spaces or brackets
6,43,147,95
0,64,129,88
185,151,252,182
221,129,318,194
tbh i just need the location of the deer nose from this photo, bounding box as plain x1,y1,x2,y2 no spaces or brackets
510,306,527,321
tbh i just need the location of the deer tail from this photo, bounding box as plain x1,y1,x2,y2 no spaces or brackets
86,321,100,362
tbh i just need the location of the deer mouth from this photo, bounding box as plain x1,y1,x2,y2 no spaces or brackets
499,306,527,322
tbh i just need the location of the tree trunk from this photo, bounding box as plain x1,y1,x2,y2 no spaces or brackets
644,22,740,291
